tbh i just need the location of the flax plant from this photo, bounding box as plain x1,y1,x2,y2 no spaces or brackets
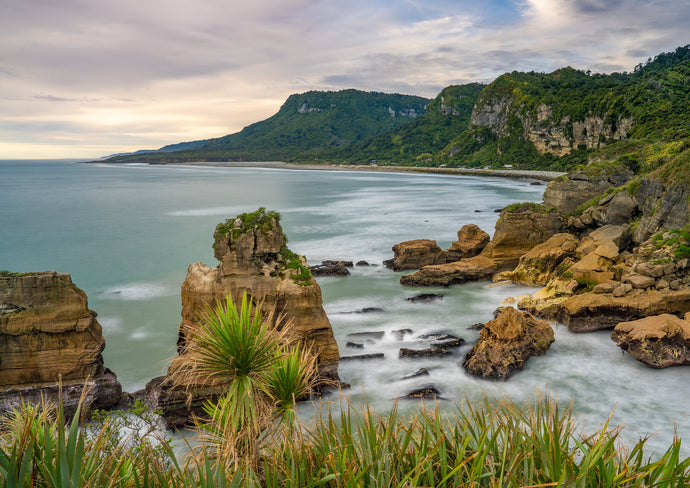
172,292,318,470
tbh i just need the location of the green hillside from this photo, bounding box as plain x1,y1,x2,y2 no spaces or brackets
102,46,690,175
330,83,485,164
105,89,430,163
438,45,690,171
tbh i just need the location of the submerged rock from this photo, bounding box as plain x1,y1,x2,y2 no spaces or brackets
346,331,385,340
407,293,444,303
399,348,453,358
401,385,444,400
399,368,430,380
340,353,385,361
463,307,554,380
0,271,122,417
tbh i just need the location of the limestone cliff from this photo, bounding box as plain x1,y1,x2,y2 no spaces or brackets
148,209,340,426
0,271,121,416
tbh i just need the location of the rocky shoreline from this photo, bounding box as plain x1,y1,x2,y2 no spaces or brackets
3,161,689,423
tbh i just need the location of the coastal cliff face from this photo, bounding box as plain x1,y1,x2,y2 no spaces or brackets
148,209,340,426
467,85,633,158
0,271,121,416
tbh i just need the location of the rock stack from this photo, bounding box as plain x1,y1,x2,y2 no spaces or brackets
146,209,341,426
0,271,121,417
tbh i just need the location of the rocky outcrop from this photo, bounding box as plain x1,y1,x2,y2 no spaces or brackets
543,167,633,215
402,204,562,286
384,239,447,271
611,313,690,368
632,178,690,244
509,233,579,286
148,209,340,426
0,272,121,417
522,288,690,332
446,224,490,261
463,307,554,380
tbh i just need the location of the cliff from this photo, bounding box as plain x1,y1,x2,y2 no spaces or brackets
0,271,121,416
147,209,340,426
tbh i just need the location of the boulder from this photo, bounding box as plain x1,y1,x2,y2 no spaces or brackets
311,261,351,276
384,239,448,271
0,272,121,417
446,224,490,261
149,209,340,426
577,224,631,256
611,314,690,368
509,233,579,286
463,308,554,380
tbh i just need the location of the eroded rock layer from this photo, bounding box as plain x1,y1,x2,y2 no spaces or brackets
0,271,121,416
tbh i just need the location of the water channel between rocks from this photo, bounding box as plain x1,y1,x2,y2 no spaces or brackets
1,160,687,456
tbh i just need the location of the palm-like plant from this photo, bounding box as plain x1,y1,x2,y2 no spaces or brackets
173,292,318,468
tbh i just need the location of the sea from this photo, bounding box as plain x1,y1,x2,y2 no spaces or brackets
1,159,688,455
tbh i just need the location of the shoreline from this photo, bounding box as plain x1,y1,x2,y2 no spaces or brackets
163,161,565,181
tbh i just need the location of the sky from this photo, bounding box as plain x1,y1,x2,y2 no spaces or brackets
1,0,689,159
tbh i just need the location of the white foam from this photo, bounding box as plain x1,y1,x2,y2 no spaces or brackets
102,282,174,301
98,317,123,332
167,206,244,217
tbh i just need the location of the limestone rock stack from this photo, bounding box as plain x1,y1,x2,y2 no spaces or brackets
0,271,121,416
148,209,341,426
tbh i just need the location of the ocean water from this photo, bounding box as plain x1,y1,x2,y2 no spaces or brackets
1,159,688,455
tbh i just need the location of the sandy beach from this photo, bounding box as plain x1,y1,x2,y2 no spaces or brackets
167,160,565,181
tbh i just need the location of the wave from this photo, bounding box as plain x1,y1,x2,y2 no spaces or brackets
101,282,175,301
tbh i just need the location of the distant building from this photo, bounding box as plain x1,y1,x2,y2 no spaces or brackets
503,164,513,169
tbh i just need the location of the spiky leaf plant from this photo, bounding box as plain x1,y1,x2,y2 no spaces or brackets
173,292,318,469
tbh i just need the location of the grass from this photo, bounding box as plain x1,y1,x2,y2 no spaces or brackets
2,393,688,487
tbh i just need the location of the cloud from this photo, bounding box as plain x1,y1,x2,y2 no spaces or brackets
1,0,689,158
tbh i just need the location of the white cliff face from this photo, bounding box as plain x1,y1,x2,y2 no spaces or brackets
469,96,634,156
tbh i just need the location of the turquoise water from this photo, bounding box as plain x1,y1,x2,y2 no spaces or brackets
1,160,688,455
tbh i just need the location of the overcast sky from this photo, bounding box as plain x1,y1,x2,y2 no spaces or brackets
1,0,688,159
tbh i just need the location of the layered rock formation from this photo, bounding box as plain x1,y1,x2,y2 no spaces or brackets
147,209,340,426
447,224,491,261
0,271,121,416
401,203,562,286
383,239,447,271
611,313,690,368
463,307,554,380
543,166,633,215
384,225,490,273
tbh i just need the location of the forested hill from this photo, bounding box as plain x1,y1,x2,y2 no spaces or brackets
102,45,690,174
103,90,430,163
434,45,690,170
329,83,485,164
